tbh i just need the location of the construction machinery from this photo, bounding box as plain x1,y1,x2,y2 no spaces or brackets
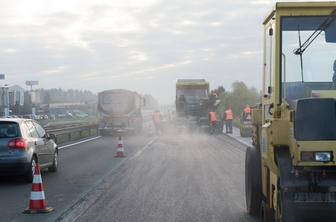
176,79,210,129
98,89,143,135
245,2,336,221
240,111,252,137
176,79,221,131
176,79,210,117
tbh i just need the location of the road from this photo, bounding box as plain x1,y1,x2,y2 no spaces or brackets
226,127,253,147
0,127,256,222
0,134,155,222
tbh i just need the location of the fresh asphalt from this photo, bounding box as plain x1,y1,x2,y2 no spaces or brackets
0,127,257,222
71,128,257,222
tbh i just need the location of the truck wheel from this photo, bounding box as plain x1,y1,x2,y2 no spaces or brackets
245,146,262,217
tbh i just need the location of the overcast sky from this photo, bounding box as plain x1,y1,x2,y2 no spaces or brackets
0,0,322,104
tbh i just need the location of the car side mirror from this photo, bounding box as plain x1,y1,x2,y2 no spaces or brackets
50,134,56,141
46,133,56,141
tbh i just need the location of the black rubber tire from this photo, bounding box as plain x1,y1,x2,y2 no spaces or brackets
48,150,58,172
245,146,262,217
24,156,37,183
261,201,275,222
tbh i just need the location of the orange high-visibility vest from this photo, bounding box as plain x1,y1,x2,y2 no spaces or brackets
209,112,217,122
152,112,161,123
225,109,233,120
244,106,251,114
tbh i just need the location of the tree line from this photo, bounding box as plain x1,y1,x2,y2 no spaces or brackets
38,88,97,104
214,81,261,119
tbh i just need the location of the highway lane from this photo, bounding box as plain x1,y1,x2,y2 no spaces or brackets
0,133,155,222
70,129,257,222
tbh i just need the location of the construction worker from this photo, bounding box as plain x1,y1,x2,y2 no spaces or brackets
209,111,218,134
224,106,233,134
244,104,251,114
152,110,162,134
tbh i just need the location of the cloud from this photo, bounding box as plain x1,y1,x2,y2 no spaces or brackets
129,50,148,62
0,0,275,103
226,50,262,59
2,48,18,54
250,0,272,5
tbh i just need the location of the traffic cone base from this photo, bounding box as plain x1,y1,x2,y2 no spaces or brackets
23,206,54,214
23,164,53,214
115,152,126,157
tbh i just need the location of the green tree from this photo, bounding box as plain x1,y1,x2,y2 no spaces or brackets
216,81,261,119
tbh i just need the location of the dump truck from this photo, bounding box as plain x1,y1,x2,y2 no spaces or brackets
98,89,143,135
245,2,336,221
175,79,212,129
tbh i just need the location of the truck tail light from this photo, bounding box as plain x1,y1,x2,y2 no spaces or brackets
8,138,28,150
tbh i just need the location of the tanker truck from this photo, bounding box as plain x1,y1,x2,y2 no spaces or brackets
98,89,143,135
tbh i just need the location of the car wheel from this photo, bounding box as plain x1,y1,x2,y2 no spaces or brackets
48,150,58,172
25,156,37,183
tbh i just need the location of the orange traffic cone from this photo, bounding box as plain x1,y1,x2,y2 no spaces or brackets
115,136,126,158
23,164,53,214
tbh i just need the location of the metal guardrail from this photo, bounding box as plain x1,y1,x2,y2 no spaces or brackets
46,124,99,145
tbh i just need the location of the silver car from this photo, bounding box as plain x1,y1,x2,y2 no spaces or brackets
0,118,58,182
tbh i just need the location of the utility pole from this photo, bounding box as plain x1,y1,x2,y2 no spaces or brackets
25,80,39,116
0,74,9,117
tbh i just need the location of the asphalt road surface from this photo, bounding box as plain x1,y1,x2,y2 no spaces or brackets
0,134,155,222
72,129,256,222
0,127,256,222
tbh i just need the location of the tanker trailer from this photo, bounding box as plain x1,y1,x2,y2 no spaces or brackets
98,89,143,135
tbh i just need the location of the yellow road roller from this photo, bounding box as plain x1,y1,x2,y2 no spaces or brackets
245,2,336,221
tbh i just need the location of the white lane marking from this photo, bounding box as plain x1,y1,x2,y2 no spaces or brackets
59,136,102,150
129,137,157,160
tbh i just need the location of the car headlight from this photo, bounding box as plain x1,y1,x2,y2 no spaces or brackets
314,152,332,162
301,151,333,162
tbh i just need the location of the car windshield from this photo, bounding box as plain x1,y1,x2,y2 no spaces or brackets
281,16,336,105
0,122,19,138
